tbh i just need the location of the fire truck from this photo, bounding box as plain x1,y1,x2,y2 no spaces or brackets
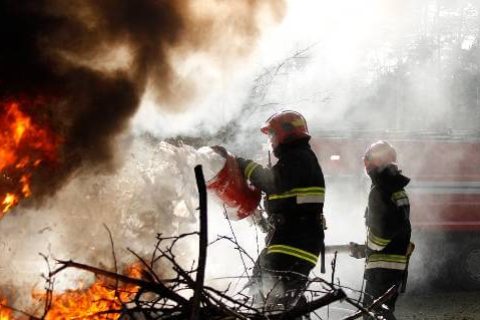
312,131,480,290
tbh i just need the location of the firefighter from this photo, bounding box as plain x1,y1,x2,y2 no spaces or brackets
362,140,413,320
236,110,326,311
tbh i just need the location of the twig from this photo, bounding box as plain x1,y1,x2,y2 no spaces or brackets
341,285,399,320
223,206,251,283
103,224,123,311
127,247,163,284
190,165,208,320
209,235,256,266
51,259,189,305
277,289,346,319
39,253,54,319
328,251,338,319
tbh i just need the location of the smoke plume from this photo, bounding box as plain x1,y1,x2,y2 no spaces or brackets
0,0,286,206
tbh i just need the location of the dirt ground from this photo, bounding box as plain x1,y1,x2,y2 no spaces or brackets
313,290,480,319
396,290,480,320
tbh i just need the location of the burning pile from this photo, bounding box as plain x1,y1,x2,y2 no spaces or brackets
0,263,142,320
0,101,60,216
40,263,142,320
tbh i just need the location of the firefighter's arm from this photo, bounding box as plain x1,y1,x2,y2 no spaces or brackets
236,157,275,194
367,191,394,251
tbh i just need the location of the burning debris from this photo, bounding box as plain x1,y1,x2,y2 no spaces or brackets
37,263,143,320
0,166,387,319
0,101,60,215
0,296,13,320
0,262,142,320
0,139,274,318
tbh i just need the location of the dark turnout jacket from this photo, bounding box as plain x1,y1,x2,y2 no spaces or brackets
365,165,412,280
237,138,325,268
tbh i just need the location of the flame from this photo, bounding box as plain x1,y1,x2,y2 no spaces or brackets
1,194,17,214
37,263,142,320
0,101,60,216
0,296,14,320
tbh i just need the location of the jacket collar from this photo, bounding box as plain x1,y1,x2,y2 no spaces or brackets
273,137,311,158
369,164,410,192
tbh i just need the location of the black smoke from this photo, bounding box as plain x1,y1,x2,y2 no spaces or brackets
0,0,285,205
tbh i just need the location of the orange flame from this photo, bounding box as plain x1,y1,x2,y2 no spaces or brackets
0,101,60,217
37,263,142,320
0,296,14,320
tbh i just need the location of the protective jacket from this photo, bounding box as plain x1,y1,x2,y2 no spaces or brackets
365,164,411,281
237,138,325,272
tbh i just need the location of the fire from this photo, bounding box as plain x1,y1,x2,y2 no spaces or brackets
0,101,60,216
39,263,142,320
0,296,13,320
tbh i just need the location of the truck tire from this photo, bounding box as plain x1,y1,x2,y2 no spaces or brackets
451,239,480,290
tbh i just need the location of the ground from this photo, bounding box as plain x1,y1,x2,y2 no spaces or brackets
396,290,480,320
314,289,480,319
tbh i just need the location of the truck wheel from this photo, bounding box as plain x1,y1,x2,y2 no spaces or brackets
453,240,480,290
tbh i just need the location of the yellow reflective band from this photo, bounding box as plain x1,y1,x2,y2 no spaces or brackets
267,244,318,265
268,187,325,201
367,239,385,251
368,254,408,264
392,191,408,200
392,191,409,207
368,231,391,246
366,261,407,270
244,162,259,180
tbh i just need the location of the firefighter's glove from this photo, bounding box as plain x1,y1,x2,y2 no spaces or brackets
210,145,228,158
349,242,366,259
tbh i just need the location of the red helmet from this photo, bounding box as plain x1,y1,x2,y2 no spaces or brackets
261,110,310,149
363,140,397,173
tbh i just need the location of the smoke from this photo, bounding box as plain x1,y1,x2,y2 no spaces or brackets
132,0,480,143
0,138,256,308
133,0,480,308
0,0,289,310
0,0,286,205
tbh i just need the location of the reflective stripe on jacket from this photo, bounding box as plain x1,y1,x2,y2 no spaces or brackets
267,244,318,266
268,187,325,204
366,253,408,271
367,230,391,251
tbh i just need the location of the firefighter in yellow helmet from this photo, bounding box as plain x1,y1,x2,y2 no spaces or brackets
236,110,326,313
362,140,413,320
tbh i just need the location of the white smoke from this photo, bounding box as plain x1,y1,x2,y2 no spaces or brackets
0,138,261,309
130,0,480,314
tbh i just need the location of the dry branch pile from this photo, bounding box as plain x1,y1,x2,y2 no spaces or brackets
2,166,393,319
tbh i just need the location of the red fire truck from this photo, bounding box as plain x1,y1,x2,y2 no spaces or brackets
313,132,480,289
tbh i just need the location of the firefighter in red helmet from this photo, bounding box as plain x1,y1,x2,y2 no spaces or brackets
236,110,326,312
362,140,413,320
